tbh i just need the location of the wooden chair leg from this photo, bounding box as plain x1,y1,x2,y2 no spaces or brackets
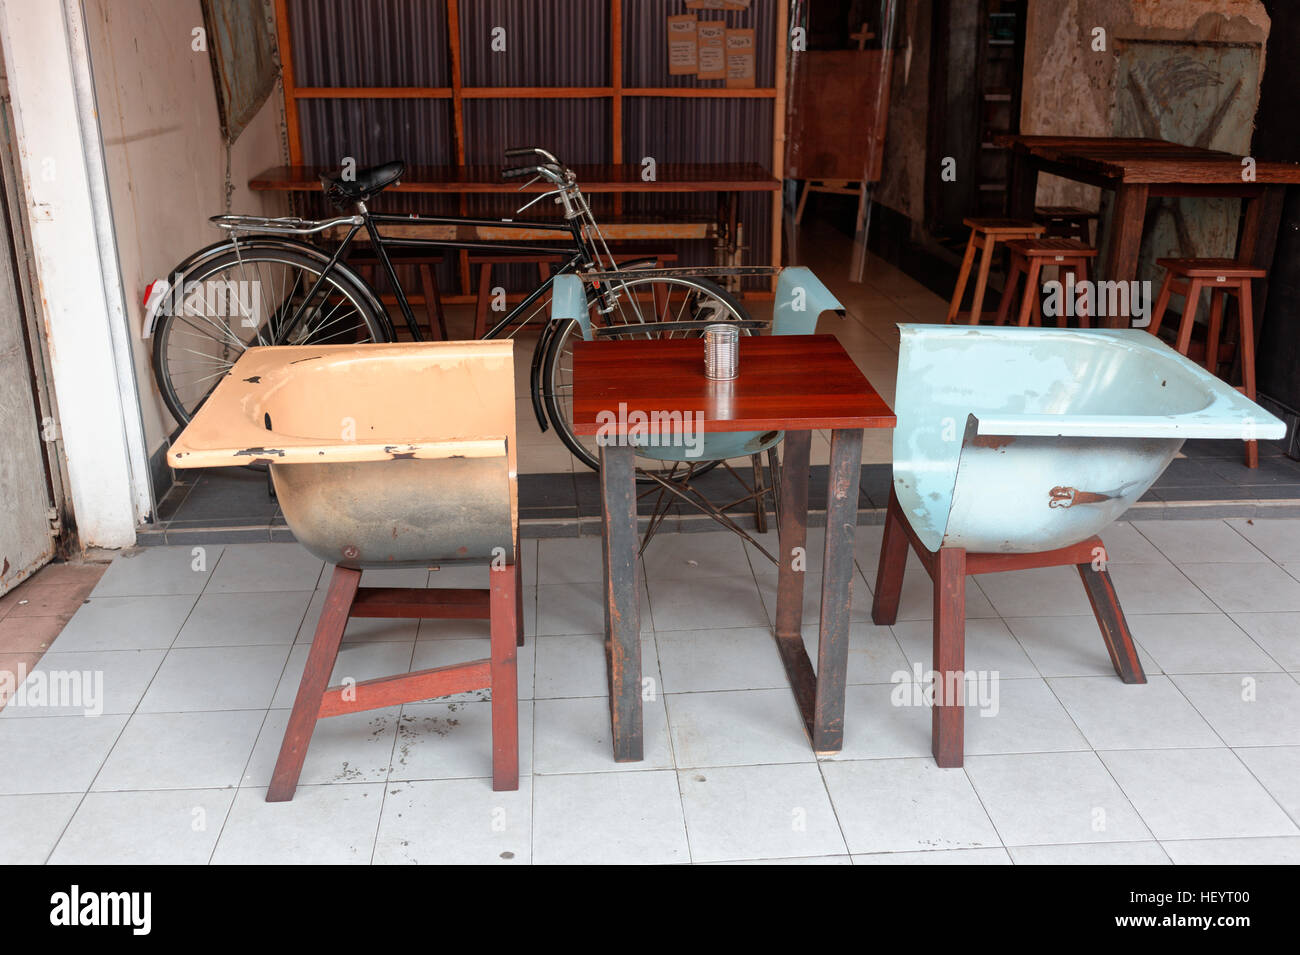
871,489,909,626
267,565,361,802
418,263,448,341
1147,273,1174,336
931,547,966,768
751,453,768,535
489,563,520,791
474,264,493,338
766,445,783,530
993,253,1021,326
1204,288,1224,375
794,180,811,226
946,233,980,323
1076,561,1146,684
968,237,996,325
514,541,525,647
1016,260,1043,327
1174,279,1203,356
1237,282,1259,468
1072,259,1090,328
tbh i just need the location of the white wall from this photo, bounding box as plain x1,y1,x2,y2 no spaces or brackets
86,0,289,457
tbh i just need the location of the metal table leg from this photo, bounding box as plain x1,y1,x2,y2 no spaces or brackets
600,440,643,761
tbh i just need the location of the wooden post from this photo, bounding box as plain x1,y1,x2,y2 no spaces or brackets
931,547,966,768
489,563,519,791
599,440,642,761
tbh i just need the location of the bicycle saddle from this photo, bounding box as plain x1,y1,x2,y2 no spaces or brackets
320,160,405,205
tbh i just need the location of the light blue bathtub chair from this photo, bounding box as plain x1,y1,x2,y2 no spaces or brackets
872,324,1286,768
550,267,844,557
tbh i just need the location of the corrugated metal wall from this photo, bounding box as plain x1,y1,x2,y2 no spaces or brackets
287,0,778,293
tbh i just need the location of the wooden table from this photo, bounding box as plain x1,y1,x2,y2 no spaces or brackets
996,135,1300,328
571,334,896,760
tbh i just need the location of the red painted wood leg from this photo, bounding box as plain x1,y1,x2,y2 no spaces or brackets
931,548,966,768
267,565,360,802
871,488,908,626
1076,562,1146,684
489,563,520,791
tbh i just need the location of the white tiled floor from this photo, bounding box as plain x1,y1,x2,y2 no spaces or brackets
3,518,1300,864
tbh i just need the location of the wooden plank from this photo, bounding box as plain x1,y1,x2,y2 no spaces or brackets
489,563,519,790
273,0,301,166
317,660,491,717
460,86,615,98
611,0,622,216
294,87,454,99
600,441,642,762
931,548,966,768
871,487,909,625
446,0,465,165
771,0,788,292
774,429,811,640
1076,564,1147,685
623,87,777,98
267,565,360,801
348,586,491,619
1102,183,1150,319
811,427,863,754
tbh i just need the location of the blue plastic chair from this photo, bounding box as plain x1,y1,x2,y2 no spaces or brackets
551,267,844,552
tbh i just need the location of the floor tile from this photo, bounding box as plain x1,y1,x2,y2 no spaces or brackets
534,632,655,699
535,537,605,584
0,715,126,794
820,757,1000,854
411,637,535,702
45,594,197,653
374,777,532,864
891,617,1039,679
656,627,789,694
1095,522,1169,564
854,848,1012,865
174,591,312,647
1004,615,1159,678
1099,748,1298,840
49,789,235,864
535,580,652,636
648,575,769,632
390,700,534,781
138,645,291,712
703,854,853,865
1128,613,1278,674
91,545,221,597
1233,746,1300,823
820,683,932,760
678,762,847,863
665,688,815,768
1177,562,1300,613
0,649,164,718
1225,518,1300,563
964,678,1090,756
1106,562,1218,615
753,570,868,626
1048,675,1221,750
205,543,324,594
211,784,385,864
1171,673,1300,747
974,566,1094,617
1135,520,1268,564
1007,842,1170,865
93,710,263,791
0,792,82,863
532,770,688,865
533,696,672,774
1161,836,1300,865
800,620,911,686
965,751,1150,846
245,707,401,787
642,531,750,580
1228,612,1300,670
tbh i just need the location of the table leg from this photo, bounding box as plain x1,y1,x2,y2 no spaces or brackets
1237,184,1285,348
771,431,815,729
812,428,864,753
599,441,642,762
1102,183,1150,325
1008,153,1040,221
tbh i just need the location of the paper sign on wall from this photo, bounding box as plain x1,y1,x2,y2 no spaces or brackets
725,28,755,88
667,15,698,75
697,21,726,80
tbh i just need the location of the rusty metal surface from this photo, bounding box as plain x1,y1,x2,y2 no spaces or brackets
271,456,513,568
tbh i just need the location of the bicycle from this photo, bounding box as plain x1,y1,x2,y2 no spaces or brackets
145,147,760,475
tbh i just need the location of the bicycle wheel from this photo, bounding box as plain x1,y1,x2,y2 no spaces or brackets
152,245,389,426
541,275,752,475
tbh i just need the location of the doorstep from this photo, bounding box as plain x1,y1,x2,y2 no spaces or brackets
135,447,1300,546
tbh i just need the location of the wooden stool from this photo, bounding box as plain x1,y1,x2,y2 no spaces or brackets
268,559,524,800
947,218,1045,324
995,237,1099,327
872,489,1145,768
1149,258,1267,468
1035,205,1099,242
